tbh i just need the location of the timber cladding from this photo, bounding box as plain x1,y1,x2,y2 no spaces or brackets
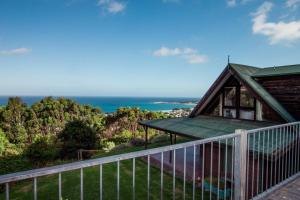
256,75,300,121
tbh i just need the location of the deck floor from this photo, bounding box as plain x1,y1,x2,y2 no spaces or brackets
262,176,300,200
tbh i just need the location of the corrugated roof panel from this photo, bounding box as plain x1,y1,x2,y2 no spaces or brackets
139,115,279,154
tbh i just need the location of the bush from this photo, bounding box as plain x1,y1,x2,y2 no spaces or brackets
130,138,145,147
101,140,115,152
0,129,21,157
0,129,8,156
0,155,32,175
111,130,133,144
26,135,58,165
58,120,99,158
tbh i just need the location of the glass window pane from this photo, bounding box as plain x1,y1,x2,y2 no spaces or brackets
240,110,255,120
240,86,254,107
223,108,236,118
224,87,236,107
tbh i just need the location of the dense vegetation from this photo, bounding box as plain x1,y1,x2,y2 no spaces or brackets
0,97,169,174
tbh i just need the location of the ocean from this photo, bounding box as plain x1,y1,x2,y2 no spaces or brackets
0,96,199,113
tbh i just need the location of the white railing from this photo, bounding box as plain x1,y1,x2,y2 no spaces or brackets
0,121,299,200
246,122,300,200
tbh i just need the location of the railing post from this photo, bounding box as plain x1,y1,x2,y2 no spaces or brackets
234,129,248,200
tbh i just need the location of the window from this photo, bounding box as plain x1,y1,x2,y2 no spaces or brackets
240,86,254,108
224,87,236,107
205,94,222,116
221,84,256,120
240,110,255,120
224,108,236,118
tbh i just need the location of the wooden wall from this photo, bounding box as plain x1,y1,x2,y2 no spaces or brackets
256,75,300,121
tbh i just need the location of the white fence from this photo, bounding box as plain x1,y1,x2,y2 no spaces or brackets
0,122,299,200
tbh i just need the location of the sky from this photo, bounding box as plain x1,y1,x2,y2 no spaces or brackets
0,0,300,97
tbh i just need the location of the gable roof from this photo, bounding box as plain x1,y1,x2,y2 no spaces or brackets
190,63,297,122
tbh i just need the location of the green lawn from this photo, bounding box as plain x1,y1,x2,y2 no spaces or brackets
0,136,212,200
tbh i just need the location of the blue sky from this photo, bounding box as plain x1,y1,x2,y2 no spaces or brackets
0,0,300,97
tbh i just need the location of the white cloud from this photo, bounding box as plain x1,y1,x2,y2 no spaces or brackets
98,0,125,14
226,0,252,7
183,54,208,64
286,0,300,9
227,0,236,7
0,48,32,56
153,46,207,64
252,1,300,45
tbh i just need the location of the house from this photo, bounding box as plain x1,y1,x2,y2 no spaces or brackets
139,63,300,198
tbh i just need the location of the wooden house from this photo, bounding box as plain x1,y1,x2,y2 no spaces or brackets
139,63,300,197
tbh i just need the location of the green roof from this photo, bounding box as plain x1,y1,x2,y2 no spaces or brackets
253,64,300,77
139,115,296,155
140,115,276,139
139,116,284,154
229,63,296,122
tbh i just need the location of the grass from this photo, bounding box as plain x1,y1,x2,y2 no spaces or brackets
0,136,212,200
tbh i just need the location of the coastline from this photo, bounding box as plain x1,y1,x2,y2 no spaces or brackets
0,96,198,113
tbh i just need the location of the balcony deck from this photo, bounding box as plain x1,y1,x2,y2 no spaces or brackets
262,175,300,200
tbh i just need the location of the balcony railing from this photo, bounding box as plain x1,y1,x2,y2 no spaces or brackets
0,121,299,200
247,122,300,199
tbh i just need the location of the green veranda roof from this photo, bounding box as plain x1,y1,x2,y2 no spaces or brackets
139,115,296,156
139,115,277,139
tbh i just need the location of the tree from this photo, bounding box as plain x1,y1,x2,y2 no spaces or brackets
58,120,99,158
0,128,8,156
0,97,28,144
24,108,40,142
104,107,168,139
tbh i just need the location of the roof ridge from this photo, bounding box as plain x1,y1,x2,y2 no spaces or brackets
261,64,300,69
229,63,261,69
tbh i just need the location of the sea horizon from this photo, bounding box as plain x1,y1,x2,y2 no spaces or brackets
0,96,199,113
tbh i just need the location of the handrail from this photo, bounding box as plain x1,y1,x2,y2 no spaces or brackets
0,132,239,184
247,121,300,134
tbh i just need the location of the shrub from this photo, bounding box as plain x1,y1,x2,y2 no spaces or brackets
101,140,115,152
58,120,99,158
0,155,32,175
26,135,58,165
111,130,133,144
0,129,21,157
0,129,8,156
130,138,145,147
2,143,21,156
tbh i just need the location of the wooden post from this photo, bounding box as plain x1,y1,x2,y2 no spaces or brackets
234,129,248,200
144,126,148,149
170,132,173,163
174,134,177,144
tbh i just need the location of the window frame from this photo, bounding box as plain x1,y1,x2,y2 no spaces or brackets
221,84,257,120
